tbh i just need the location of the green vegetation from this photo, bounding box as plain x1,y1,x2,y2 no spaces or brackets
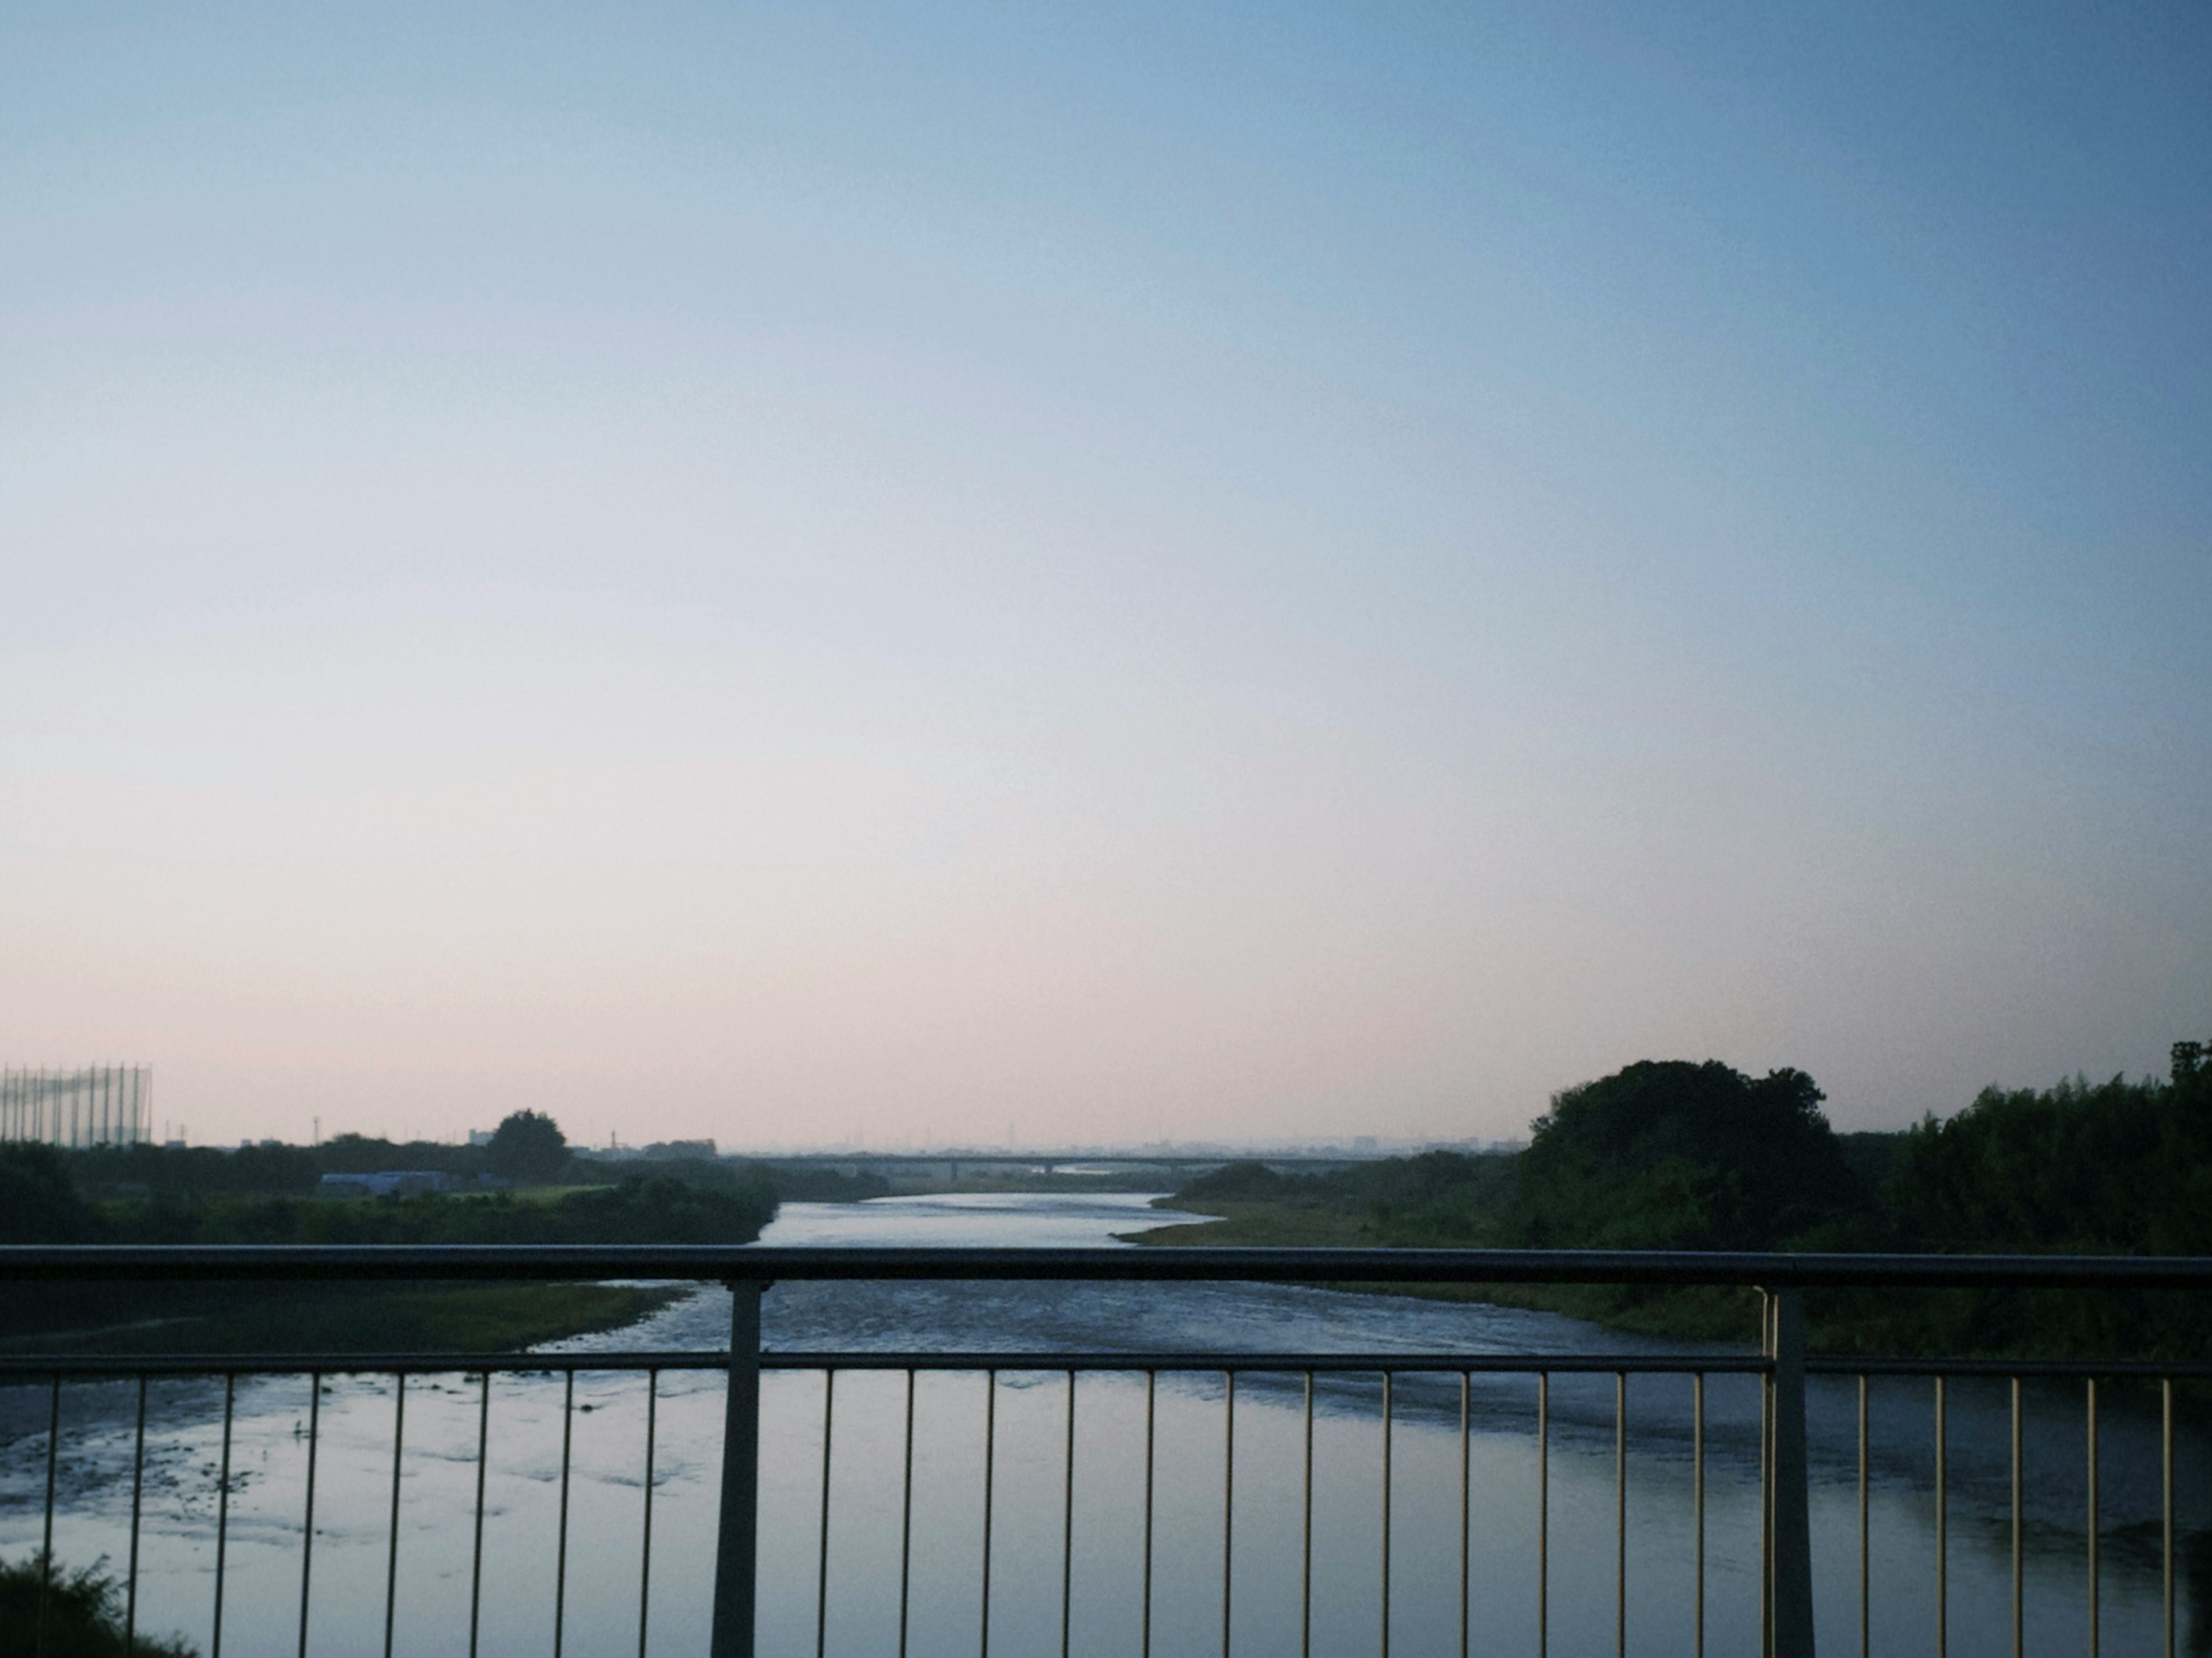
98,1173,774,1247
0,1280,686,1359
1881,1056,2212,1254
69,1135,476,1200
0,1114,780,1353
1146,1042,2212,1356
1157,1151,1518,1243
1513,1062,1851,1250
486,1108,571,1183
0,1553,194,1656
0,1147,777,1249
60,1128,892,1207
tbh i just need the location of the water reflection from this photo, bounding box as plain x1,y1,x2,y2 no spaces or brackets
2,1193,2203,1655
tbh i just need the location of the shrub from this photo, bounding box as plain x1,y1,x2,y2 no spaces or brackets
0,1553,195,1657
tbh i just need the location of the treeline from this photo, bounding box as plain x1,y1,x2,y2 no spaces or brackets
63,1110,581,1199
0,1128,890,1370
0,1145,782,1353
0,1154,775,1247
0,1102,783,1319
0,1109,912,1353
58,1132,885,1206
1175,1043,2212,1354
0,1099,900,1249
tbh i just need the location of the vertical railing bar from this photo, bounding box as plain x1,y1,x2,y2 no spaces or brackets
1537,1372,1548,1658
1381,1371,1393,1658
900,1368,916,1658
711,1282,762,1658
2010,1375,2022,1658
1222,1369,1236,1658
1763,1289,1813,1658
213,1372,234,1658
38,1374,58,1658
469,1370,491,1658
1061,1369,1076,1658
1857,1374,1869,1658
555,1369,574,1658
1613,1372,1627,1658
1693,1372,1706,1658
980,1370,997,1658
298,1371,321,1658
127,1373,147,1653
2086,1376,2099,1658
383,1375,405,1658
1301,1369,1313,1658
1935,1374,1947,1658
2162,1376,2175,1658
1459,1370,1470,1658
1760,1299,1771,1656
639,1368,658,1658
1144,1370,1157,1658
816,1369,834,1658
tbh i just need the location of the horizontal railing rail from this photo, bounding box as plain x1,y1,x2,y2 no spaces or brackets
7,1242,2212,1287
1,1349,1776,1378
14,1349,2212,1379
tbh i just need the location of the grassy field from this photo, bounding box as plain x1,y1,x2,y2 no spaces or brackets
1127,1195,1767,1341
1120,1197,1377,1246
0,1281,689,1357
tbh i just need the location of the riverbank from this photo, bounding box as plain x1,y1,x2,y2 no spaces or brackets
1126,1194,2212,1371
1,1145,775,1355
1123,1196,1767,1341
0,1281,690,1357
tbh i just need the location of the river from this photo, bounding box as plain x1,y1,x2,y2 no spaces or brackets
3,1192,2203,1655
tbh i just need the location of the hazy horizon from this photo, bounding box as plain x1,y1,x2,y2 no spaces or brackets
5,3,2207,1152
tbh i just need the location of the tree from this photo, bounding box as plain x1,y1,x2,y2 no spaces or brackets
1509,1060,1850,1250
0,1144,99,1244
486,1110,570,1184
1883,1054,2212,1255
2173,1039,2209,1090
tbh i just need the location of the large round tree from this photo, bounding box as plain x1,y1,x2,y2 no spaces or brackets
486,1110,571,1185
1510,1060,1849,1250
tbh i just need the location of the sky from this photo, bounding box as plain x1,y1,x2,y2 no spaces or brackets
3,2,2207,1151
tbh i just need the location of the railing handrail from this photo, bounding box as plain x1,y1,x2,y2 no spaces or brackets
0,1348,1781,1378
15,1346,2212,1382
5,1242,2212,1288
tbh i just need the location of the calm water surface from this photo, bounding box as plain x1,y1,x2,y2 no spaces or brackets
3,1192,2205,1655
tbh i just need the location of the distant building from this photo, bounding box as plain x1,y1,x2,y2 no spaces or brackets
317,1170,509,1198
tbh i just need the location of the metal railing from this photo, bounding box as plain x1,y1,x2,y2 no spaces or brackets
2,1245,2208,1658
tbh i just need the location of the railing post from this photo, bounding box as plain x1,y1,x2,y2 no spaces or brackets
711,1278,763,1658
1764,1288,1816,1657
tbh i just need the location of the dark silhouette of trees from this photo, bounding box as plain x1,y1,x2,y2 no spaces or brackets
1510,1060,1851,1250
0,1144,98,1244
1881,1042,2212,1255
486,1110,571,1184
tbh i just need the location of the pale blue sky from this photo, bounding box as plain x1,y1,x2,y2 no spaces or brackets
3,2,2207,1147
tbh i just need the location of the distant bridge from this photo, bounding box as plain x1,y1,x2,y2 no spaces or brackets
721,1149,1389,1183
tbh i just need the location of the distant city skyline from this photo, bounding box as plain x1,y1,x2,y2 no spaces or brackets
4,3,2207,1151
